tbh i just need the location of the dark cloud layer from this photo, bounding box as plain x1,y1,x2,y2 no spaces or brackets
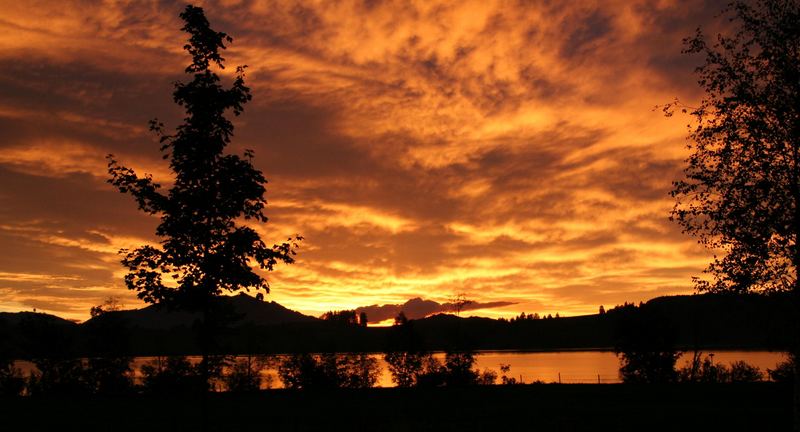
356,297,517,323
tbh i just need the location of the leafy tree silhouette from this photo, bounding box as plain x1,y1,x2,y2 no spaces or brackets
384,312,432,387
277,353,379,389
769,355,797,383
677,352,764,383
107,5,300,388
320,309,360,326
89,296,122,318
224,355,264,392
614,304,680,384
663,0,800,424
0,360,25,397
140,356,206,394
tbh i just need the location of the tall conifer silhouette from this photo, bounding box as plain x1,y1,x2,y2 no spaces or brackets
108,4,300,386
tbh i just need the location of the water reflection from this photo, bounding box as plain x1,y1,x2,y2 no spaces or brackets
13,351,787,388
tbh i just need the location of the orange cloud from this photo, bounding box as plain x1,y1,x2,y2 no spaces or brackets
0,0,727,321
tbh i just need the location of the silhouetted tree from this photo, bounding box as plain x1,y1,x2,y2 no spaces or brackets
450,293,473,316
664,0,800,422
84,357,135,395
339,354,380,388
441,352,480,386
27,359,90,396
770,355,797,383
730,360,764,382
414,352,488,387
0,360,24,397
84,297,133,395
385,350,428,387
107,5,300,388
140,356,206,394
677,352,764,383
477,367,498,385
277,353,379,389
320,310,359,326
615,306,680,383
499,363,518,385
394,311,408,326
276,353,322,389
678,352,728,383
89,297,122,318
384,313,431,387
359,311,368,327
224,355,264,392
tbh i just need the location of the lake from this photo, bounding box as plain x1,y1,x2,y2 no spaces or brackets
14,350,788,388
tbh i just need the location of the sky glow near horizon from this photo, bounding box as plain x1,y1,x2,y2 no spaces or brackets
0,0,730,321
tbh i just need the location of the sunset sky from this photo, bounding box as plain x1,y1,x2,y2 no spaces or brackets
0,0,731,322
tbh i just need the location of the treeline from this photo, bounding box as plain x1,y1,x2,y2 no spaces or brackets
0,350,526,397
613,300,795,385
0,316,794,397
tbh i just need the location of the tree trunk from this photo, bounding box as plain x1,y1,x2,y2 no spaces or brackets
793,283,800,432
794,183,800,432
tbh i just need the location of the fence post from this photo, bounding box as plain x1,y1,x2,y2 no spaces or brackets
558,372,561,384
597,374,600,384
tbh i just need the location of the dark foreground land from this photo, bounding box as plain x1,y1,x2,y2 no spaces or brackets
1,383,791,432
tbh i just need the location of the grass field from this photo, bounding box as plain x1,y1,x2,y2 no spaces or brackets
1,383,791,431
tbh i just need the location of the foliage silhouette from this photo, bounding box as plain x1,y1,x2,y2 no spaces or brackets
224,355,265,392
0,360,24,397
449,293,473,316
729,360,765,383
677,352,763,383
320,310,361,326
90,297,122,318
664,0,800,423
499,363,519,385
477,367,499,385
440,351,480,386
107,4,300,387
139,356,208,394
413,352,492,387
770,355,797,383
27,359,91,396
384,312,433,387
614,304,680,383
83,298,134,394
385,350,430,387
277,353,379,389
359,311,368,327
84,357,135,395
667,0,800,295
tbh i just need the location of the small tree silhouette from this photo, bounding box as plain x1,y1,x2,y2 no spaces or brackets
89,296,122,318
450,293,473,316
0,360,25,397
615,305,680,384
107,5,300,387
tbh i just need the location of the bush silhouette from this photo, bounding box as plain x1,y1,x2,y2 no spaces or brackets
224,356,264,392
0,360,25,397
277,353,379,389
677,352,763,383
140,357,207,394
27,359,90,396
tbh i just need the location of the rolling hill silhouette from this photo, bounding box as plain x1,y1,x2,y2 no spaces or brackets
0,293,792,358
84,293,318,330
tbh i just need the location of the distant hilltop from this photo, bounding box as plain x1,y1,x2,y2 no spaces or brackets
83,292,319,330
